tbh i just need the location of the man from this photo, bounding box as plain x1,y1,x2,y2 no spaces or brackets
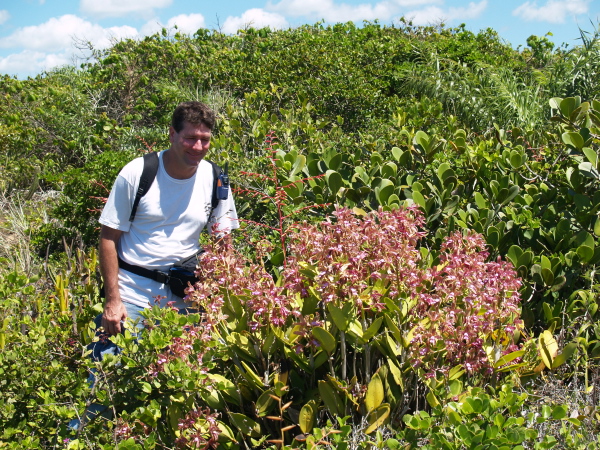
98,101,238,335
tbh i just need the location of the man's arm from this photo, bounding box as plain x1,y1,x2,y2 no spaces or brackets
99,225,127,335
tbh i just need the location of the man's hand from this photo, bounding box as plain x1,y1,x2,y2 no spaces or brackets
99,225,125,335
102,299,127,335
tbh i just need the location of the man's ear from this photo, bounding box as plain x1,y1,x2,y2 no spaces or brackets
168,126,176,142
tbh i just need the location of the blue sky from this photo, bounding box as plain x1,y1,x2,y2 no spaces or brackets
0,0,598,79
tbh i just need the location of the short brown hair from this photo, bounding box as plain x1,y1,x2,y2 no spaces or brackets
171,101,216,132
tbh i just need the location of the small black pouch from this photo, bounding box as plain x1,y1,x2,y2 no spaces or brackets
168,249,205,298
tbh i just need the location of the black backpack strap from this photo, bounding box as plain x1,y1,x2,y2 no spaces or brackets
208,160,221,209
118,256,170,284
129,152,159,222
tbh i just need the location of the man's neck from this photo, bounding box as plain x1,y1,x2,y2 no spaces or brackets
162,148,199,180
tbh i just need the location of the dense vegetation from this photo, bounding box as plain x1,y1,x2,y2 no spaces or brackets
1,20,600,449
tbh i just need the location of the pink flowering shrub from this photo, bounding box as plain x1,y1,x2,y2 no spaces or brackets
410,231,522,375
188,206,523,377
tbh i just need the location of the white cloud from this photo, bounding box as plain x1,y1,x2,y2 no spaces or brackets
0,15,138,52
167,14,206,34
0,10,9,25
266,0,445,23
405,1,488,25
320,3,397,22
139,13,206,37
222,9,288,34
513,0,590,23
80,0,172,19
267,0,395,21
0,49,71,78
140,19,164,37
395,0,441,6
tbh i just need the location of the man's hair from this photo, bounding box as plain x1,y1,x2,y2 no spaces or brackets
171,101,216,132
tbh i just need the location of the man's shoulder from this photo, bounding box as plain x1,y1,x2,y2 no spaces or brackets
118,153,152,183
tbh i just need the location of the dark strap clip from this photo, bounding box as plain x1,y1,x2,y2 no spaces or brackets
154,271,170,284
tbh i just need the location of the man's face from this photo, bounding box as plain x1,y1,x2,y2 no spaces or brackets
169,121,212,168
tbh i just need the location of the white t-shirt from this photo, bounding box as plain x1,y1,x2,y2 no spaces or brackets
99,150,239,309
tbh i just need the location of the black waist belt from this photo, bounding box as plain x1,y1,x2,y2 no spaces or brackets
118,257,170,284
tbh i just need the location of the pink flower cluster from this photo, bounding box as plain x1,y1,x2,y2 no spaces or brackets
283,206,426,313
188,245,301,333
409,231,522,374
114,418,151,443
186,207,523,373
174,408,221,449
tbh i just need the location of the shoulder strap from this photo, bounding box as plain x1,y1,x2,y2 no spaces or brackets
129,152,159,222
207,160,222,210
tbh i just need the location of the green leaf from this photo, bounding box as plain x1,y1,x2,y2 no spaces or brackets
500,185,520,206
375,178,395,205
239,361,264,389
414,130,431,152
384,314,401,341
386,193,400,206
573,230,595,249
549,97,562,110
365,374,384,411
551,342,578,369
382,162,398,179
299,401,316,434
577,245,594,263
509,150,525,169
507,245,523,267
551,404,567,420
538,330,558,370
494,350,525,368
328,153,343,171
582,147,598,167
327,303,351,331
386,358,403,388
255,390,276,417
541,267,554,286
426,391,439,408
318,381,344,417
362,316,383,341
466,397,483,413
364,403,390,434
291,154,306,176
562,132,584,150
579,162,600,179
312,326,336,354
229,413,261,437
593,217,600,236
448,379,463,397
566,167,582,189
270,250,284,267
449,365,465,380
115,438,141,450
560,97,580,118
325,170,344,196
474,192,488,209
412,190,426,210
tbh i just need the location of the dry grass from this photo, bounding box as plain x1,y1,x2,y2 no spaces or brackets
0,191,57,275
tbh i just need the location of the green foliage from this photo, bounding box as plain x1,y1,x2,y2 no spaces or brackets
2,19,600,448
398,383,600,449
0,260,92,447
32,150,138,253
